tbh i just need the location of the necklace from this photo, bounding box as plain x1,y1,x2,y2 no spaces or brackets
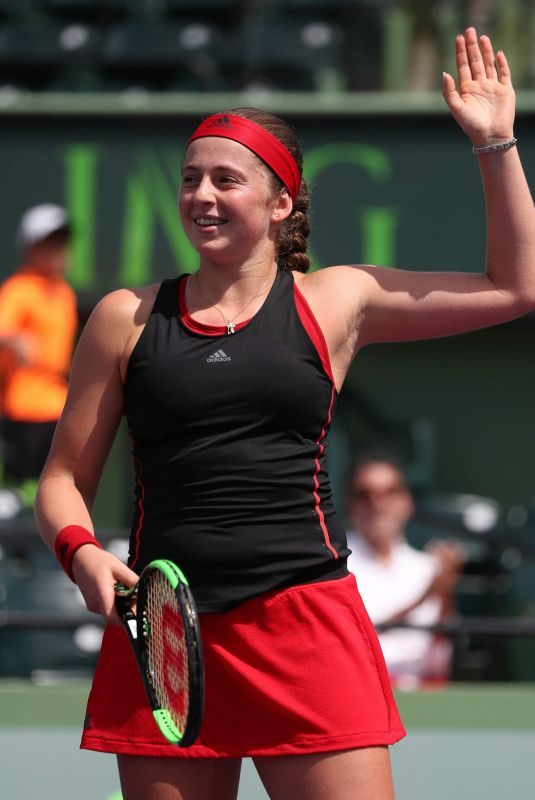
194,272,274,335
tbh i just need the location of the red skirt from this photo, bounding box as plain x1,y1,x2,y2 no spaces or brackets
81,574,405,758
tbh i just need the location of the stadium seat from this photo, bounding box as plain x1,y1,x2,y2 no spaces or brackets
0,0,40,15
273,0,349,15
166,0,240,10
175,19,234,91
0,17,65,66
268,0,356,33
239,16,348,92
101,17,228,91
45,0,103,14
104,0,168,19
102,18,190,67
0,15,99,66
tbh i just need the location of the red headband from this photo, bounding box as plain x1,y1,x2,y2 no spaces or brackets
187,113,301,201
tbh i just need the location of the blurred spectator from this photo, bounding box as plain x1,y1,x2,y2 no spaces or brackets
346,451,465,687
0,204,77,506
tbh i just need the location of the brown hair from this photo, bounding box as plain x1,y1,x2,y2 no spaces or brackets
224,107,311,273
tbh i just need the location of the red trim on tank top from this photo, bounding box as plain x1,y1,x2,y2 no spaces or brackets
293,282,335,385
292,281,339,559
124,413,145,570
130,458,145,569
178,275,250,337
177,273,338,560
129,454,145,570
312,384,339,559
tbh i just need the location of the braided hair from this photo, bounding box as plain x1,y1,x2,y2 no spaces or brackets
226,107,311,273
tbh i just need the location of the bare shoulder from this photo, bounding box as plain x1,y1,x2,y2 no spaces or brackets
88,283,160,331
77,283,161,372
294,264,376,289
65,283,163,389
293,264,376,312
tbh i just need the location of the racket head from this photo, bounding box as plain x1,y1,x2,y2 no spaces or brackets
136,559,204,747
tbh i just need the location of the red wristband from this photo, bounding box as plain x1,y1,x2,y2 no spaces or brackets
54,525,103,582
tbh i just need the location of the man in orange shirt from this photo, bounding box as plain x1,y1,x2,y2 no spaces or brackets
0,204,77,503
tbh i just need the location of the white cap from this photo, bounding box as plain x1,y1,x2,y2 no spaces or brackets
16,204,71,251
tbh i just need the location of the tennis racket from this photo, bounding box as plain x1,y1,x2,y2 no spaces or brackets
115,559,204,747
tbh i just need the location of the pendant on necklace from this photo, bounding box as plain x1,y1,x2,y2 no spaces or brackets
226,321,236,335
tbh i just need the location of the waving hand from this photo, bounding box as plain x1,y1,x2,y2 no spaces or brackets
442,27,516,147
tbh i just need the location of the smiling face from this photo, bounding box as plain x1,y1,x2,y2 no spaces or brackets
179,137,290,268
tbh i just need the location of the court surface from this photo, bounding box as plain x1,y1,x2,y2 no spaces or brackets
1,682,534,799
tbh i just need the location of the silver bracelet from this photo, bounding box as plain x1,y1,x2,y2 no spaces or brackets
472,137,517,156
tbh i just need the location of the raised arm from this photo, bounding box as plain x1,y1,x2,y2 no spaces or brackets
301,28,534,369
34,288,151,621
359,28,534,344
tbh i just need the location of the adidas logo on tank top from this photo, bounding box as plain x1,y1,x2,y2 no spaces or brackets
207,349,231,363
124,271,349,612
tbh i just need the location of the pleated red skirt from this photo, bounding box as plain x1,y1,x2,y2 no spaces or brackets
81,573,405,758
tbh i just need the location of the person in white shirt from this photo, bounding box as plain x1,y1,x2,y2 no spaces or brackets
346,453,465,687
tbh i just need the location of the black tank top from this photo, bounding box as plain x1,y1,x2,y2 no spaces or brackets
124,270,349,611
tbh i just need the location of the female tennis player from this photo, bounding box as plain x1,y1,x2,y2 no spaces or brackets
36,28,533,800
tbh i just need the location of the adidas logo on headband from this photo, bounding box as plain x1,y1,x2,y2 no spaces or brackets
207,115,232,128
188,113,301,201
